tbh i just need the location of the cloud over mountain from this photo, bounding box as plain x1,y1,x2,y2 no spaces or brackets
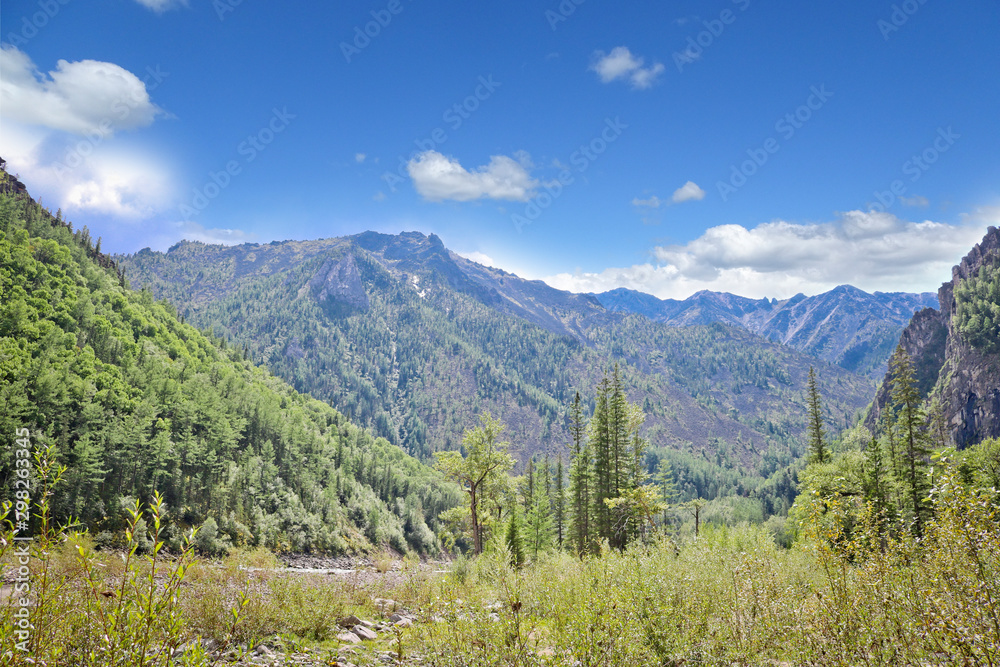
545,211,993,299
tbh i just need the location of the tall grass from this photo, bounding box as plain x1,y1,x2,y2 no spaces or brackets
2,448,997,665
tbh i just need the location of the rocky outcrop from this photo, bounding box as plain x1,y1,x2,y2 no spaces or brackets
866,226,1000,447
308,253,369,312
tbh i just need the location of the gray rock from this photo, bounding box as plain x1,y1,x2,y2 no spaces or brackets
336,631,362,644
338,614,363,629
353,625,378,641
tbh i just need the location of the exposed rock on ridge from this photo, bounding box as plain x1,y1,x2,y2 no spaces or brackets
866,226,1000,447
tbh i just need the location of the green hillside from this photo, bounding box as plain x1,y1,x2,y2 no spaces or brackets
0,176,458,554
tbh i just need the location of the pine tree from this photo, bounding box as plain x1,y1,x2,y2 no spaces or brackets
551,454,566,548
590,374,613,544
609,363,629,499
505,501,526,568
888,346,933,534
525,472,554,559
567,391,592,555
806,367,829,464
862,435,893,535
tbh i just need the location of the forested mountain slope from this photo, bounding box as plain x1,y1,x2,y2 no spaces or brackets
867,226,1000,447
120,232,875,515
596,285,937,379
0,172,458,554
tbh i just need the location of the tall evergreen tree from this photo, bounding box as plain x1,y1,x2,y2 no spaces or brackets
525,470,555,559
862,435,893,534
505,500,526,568
806,367,829,464
590,374,613,545
567,391,592,554
552,454,566,548
888,346,933,534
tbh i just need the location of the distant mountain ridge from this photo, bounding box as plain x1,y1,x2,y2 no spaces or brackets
119,231,875,516
595,285,937,378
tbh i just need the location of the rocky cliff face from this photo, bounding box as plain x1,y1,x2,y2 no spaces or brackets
866,226,1000,447
308,252,370,312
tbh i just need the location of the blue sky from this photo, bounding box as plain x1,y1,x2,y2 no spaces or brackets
2,0,999,299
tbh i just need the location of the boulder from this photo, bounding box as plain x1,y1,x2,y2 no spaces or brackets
336,631,362,645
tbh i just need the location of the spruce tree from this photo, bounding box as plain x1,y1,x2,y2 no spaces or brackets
525,472,555,559
552,454,566,547
806,367,829,464
888,346,933,534
567,391,591,554
590,373,613,544
863,436,893,535
505,501,526,568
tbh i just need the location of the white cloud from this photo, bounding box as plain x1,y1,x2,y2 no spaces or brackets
900,195,930,207
456,251,496,267
407,150,538,202
162,221,254,247
544,211,992,299
0,45,163,136
671,180,706,203
3,122,173,218
632,196,662,208
591,47,664,90
372,191,386,201
355,153,366,163
133,0,187,13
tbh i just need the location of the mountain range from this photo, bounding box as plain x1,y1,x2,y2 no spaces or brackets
118,231,885,516
594,286,937,379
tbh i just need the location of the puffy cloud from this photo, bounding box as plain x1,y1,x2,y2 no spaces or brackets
0,45,163,136
407,150,538,202
591,47,664,89
133,0,187,12
544,211,992,299
671,180,706,203
355,153,366,163
3,122,173,219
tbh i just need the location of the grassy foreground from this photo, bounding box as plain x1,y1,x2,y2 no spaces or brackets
2,456,998,666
